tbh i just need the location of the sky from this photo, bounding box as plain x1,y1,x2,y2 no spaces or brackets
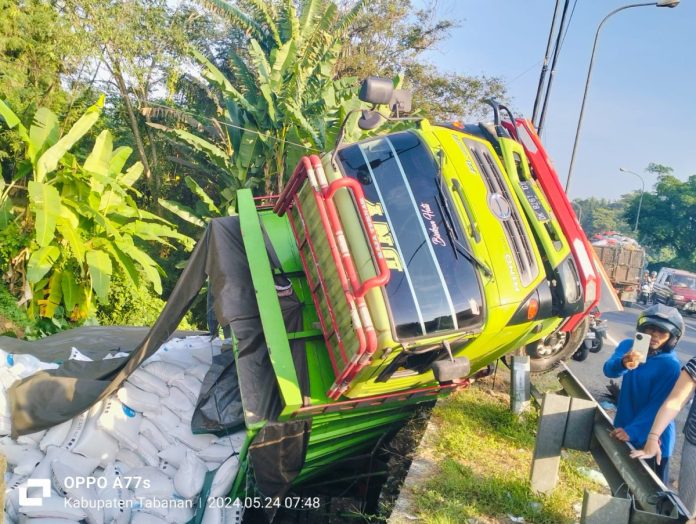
417,0,696,200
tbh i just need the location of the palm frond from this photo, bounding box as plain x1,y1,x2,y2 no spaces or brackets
228,51,259,100
333,0,366,36
246,0,282,46
196,0,266,43
278,0,299,42
191,48,256,115
298,0,322,41
296,3,338,77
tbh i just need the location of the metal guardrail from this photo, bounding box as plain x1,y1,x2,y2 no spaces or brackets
531,362,692,523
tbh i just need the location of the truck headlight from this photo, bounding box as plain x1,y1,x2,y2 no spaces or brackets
558,257,581,305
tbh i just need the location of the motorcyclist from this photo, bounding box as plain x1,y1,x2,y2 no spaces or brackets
640,271,657,304
603,304,684,483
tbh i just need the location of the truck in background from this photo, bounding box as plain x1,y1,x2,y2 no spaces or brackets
591,233,645,306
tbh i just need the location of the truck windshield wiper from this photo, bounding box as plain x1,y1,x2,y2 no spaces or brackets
434,173,493,278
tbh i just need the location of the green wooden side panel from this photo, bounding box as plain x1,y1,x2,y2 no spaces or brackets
237,189,302,417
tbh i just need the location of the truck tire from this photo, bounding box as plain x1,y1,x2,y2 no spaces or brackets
526,317,589,374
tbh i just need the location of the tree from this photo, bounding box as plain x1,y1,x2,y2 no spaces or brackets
0,0,84,176
633,171,696,271
0,97,192,321
336,0,506,120
153,0,367,198
572,197,630,237
58,0,196,201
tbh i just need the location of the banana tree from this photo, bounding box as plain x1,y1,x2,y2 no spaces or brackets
153,0,366,199
0,96,193,321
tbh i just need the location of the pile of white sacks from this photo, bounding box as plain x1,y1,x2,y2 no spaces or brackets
1,336,245,524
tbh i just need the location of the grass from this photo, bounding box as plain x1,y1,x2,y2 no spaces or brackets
404,373,606,524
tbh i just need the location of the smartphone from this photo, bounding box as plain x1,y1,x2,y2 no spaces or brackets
632,332,651,362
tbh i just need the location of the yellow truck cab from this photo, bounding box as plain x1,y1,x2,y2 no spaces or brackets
273,78,584,401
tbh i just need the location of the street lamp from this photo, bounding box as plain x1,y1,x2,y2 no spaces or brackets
620,167,645,232
564,0,680,194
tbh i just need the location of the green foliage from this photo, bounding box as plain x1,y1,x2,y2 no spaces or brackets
95,271,196,329
571,197,630,237
336,0,507,119
0,97,194,321
0,0,78,172
631,171,696,271
0,284,29,337
154,0,366,200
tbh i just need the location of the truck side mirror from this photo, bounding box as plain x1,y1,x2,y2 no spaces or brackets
359,77,394,105
359,77,413,117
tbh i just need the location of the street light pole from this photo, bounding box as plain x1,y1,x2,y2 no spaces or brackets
620,167,645,232
564,0,680,195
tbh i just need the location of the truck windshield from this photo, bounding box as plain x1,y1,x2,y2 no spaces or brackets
337,131,484,340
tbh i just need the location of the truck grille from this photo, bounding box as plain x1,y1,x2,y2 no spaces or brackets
460,137,538,287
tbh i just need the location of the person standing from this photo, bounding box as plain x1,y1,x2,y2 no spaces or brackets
631,356,696,515
603,304,684,484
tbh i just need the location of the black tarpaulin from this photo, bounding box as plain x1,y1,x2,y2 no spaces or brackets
8,216,309,441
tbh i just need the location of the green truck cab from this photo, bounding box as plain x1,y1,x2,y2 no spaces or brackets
186,78,593,505
268,92,584,402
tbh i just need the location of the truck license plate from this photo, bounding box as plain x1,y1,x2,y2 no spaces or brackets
519,181,549,221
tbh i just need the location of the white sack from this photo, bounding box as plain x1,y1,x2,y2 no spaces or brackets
39,421,72,451
186,363,210,382
127,369,169,398
115,448,146,470
72,401,119,466
173,449,206,499
209,455,240,498
98,398,142,450
139,418,172,450
142,361,184,383
171,424,217,451
117,383,160,414
143,405,179,435
157,445,188,468
136,435,160,467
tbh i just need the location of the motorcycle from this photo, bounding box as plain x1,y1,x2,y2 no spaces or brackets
572,308,608,362
638,282,653,305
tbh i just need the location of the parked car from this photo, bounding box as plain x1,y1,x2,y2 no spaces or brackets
652,267,696,310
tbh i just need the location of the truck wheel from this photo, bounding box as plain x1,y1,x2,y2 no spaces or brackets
526,317,589,374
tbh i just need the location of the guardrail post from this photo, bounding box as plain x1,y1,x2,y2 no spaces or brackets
564,397,595,451
530,393,570,493
580,490,631,524
510,355,531,414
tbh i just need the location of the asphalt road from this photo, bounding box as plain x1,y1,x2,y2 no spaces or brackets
566,303,696,488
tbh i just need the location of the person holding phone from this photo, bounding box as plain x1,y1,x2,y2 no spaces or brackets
631,356,696,515
603,304,684,484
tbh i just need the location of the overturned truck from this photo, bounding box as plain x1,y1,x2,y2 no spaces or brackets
5,79,601,522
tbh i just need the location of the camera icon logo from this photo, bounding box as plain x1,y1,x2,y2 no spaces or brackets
18,479,51,507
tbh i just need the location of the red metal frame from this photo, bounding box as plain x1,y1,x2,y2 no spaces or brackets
504,119,600,331
276,156,391,399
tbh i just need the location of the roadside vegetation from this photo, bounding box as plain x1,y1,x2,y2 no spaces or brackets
404,375,606,524
0,0,510,337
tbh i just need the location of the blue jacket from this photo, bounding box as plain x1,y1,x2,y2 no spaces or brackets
603,339,681,457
